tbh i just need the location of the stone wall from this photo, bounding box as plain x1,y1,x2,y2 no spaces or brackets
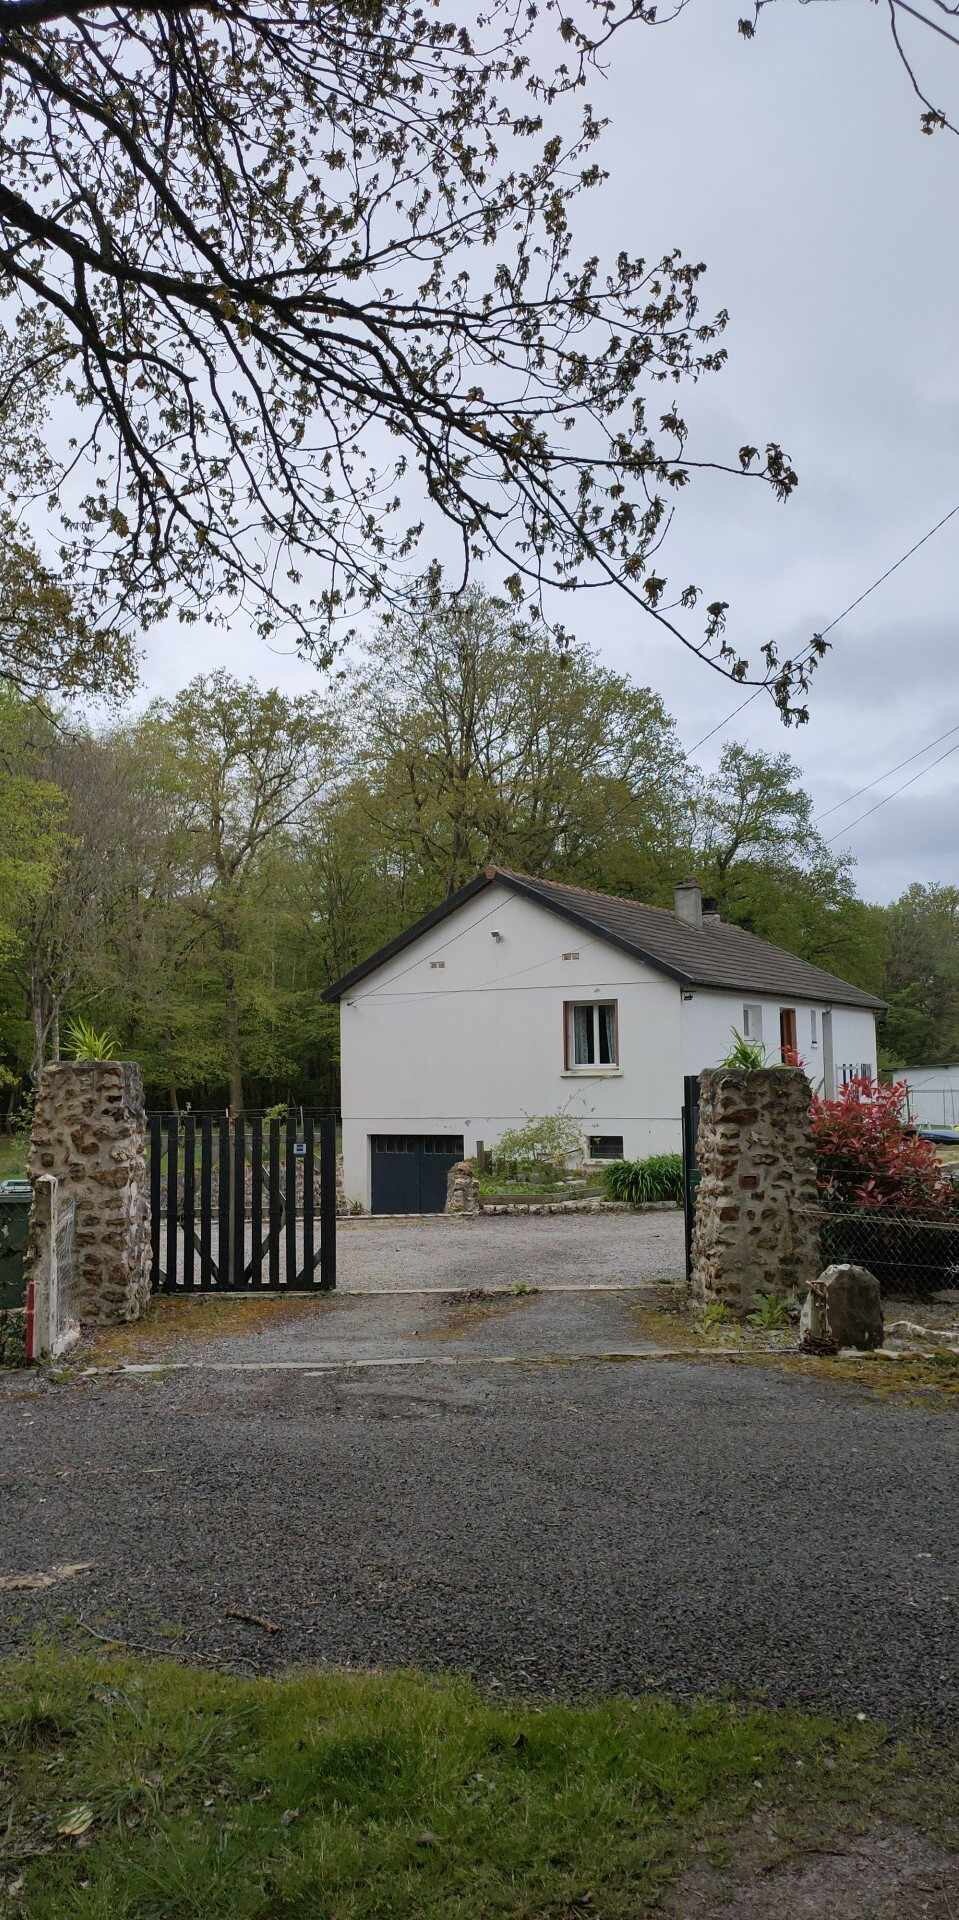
28,1062,150,1326
691,1067,820,1315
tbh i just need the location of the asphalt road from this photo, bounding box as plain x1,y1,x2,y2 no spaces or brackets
3,1348,957,1726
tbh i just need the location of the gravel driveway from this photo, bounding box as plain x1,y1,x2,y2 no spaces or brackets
158,1210,686,1293
336,1210,685,1290
3,1354,957,1727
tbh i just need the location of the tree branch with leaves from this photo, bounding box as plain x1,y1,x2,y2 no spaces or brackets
0,0,821,716
738,0,959,137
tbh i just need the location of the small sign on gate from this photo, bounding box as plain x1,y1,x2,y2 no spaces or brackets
293,1141,306,1159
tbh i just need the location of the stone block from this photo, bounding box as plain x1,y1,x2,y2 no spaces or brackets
800,1264,884,1355
446,1161,480,1216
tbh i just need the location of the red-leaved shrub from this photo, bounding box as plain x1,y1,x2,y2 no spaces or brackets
810,1076,956,1216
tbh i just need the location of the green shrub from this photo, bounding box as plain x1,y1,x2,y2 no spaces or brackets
603,1153,683,1205
490,1113,584,1185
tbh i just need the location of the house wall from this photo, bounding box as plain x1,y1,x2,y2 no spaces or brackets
337,882,882,1207
339,882,682,1208
680,992,878,1095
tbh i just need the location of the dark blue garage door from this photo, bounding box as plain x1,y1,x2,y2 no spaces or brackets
370,1135,465,1215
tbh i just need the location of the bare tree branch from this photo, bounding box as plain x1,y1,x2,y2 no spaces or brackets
0,0,818,716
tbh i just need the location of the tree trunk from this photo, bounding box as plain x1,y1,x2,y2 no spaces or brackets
228,1053,244,1119
49,1000,60,1063
218,915,245,1117
30,968,47,1087
223,971,245,1117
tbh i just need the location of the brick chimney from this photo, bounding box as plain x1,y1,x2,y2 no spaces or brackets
674,879,703,930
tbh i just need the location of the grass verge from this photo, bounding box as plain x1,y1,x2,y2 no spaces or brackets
0,1133,26,1181
631,1305,959,1406
1,1651,955,1918
82,1293,334,1365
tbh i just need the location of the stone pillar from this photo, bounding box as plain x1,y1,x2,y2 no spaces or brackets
28,1062,150,1326
691,1067,820,1316
446,1161,480,1216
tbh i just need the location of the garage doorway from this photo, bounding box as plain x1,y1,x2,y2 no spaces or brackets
370,1135,465,1214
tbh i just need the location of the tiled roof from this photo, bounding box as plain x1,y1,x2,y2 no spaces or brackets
323,865,885,1009
492,869,885,1009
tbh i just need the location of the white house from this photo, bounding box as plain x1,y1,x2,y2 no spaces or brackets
324,868,884,1213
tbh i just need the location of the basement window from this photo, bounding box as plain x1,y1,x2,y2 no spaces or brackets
564,1000,618,1070
589,1135,624,1160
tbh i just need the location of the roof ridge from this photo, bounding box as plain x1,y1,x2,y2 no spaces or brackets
487,864,676,919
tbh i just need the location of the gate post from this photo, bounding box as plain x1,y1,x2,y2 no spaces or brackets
28,1061,151,1326
690,1067,820,1316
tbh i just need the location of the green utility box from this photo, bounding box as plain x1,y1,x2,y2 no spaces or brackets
0,1182,31,1309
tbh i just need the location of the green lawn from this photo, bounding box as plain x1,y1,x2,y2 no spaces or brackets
0,1133,26,1180
1,1651,950,1919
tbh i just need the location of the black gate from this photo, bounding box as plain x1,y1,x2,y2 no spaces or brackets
370,1134,464,1215
681,1074,700,1285
149,1111,337,1292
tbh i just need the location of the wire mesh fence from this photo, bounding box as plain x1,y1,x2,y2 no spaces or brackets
802,1154,959,1302
803,1206,959,1301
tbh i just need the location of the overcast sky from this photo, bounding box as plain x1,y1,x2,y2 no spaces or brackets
136,1,959,906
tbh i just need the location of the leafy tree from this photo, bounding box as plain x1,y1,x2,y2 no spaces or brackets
350,592,689,900
0,323,135,700
0,519,135,702
0,0,816,713
880,883,959,1066
688,743,887,991
126,674,344,1112
2,720,147,1082
693,743,824,886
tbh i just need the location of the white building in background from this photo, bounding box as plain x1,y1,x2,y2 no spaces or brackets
894,1066,959,1127
324,869,884,1213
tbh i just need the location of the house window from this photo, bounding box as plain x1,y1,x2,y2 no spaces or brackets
589,1135,624,1160
564,1000,618,1069
810,1009,819,1049
742,1003,763,1041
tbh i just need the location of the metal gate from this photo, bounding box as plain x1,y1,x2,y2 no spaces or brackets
681,1074,700,1285
149,1112,337,1292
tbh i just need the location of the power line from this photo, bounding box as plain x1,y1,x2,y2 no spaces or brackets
687,503,959,756
822,733,959,847
814,718,959,823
